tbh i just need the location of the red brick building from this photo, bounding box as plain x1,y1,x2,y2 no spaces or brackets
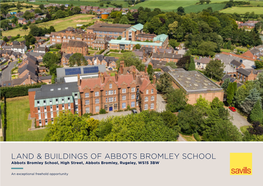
79,61,157,114
61,40,89,56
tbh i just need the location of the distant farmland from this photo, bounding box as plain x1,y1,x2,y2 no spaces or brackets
220,7,263,14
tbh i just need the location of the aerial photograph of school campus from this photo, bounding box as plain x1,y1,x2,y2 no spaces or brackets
1,0,263,142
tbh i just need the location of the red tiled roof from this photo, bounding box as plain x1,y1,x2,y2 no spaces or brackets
240,50,255,59
139,78,151,92
221,52,256,61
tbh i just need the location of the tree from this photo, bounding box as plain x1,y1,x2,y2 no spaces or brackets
168,21,178,39
22,25,28,31
73,7,81,14
39,4,44,9
249,100,263,123
17,2,21,10
44,112,99,141
227,40,231,49
255,60,263,69
147,65,153,80
188,56,195,71
169,39,179,48
117,36,122,40
23,11,34,20
197,41,217,56
156,73,172,95
178,105,204,134
99,3,104,7
69,53,87,67
11,16,18,24
43,52,60,75
240,88,261,114
221,78,230,92
117,52,144,71
227,82,235,106
248,121,263,136
51,74,56,84
166,89,188,112
134,44,141,49
160,111,180,131
204,59,224,81
195,95,211,115
202,120,242,141
211,97,224,109
49,26,55,33
55,10,65,18
177,6,185,15
3,36,8,42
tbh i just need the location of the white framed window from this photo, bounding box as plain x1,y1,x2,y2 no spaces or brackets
106,98,108,103
105,91,108,96
95,99,99,104
151,103,154,109
51,112,53,118
151,89,154,94
109,90,113,95
95,91,99,96
145,97,148,102
131,87,135,92
144,104,148,110
74,93,78,98
146,90,149,94
49,99,52,105
62,99,64,103
114,97,116,101
86,107,90,113
131,101,135,107
122,95,126,100
85,93,89,98
109,84,112,89
122,89,126,93
85,100,89,105
96,106,99,112
109,97,113,102
45,112,47,119
45,119,48,125
151,96,154,101
50,106,53,111
131,94,135,99
38,113,41,119
114,90,116,94
68,97,70,101
56,99,58,104
39,120,42,126
38,107,40,113
122,103,126,109
68,103,71,109
56,105,59,111
43,100,46,105
62,104,65,110
37,101,40,106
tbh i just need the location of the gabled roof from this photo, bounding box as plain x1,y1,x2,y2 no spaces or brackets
230,59,242,67
237,68,256,76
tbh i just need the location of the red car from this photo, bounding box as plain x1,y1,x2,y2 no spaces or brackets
229,107,236,112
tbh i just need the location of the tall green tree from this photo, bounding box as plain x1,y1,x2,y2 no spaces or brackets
69,53,87,67
117,52,144,71
227,82,234,106
240,88,261,114
156,73,172,95
166,89,188,112
43,52,60,75
221,78,230,92
249,100,263,123
204,59,224,81
147,65,153,80
188,56,195,71
119,16,129,24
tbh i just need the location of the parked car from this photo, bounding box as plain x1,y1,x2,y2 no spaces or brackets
229,107,236,112
131,109,137,114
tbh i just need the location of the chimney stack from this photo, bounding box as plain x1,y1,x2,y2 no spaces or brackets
100,72,105,83
145,65,147,74
132,70,136,80
153,75,156,84
120,61,124,74
176,50,178,55
77,74,80,86
115,71,118,81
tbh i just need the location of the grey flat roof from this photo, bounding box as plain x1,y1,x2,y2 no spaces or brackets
56,65,106,78
33,82,79,100
168,71,223,93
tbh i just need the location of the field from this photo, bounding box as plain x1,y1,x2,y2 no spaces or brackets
2,14,95,36
184,3,226,13
5,96,48,141
220,7,263,14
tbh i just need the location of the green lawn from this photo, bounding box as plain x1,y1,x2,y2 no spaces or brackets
220,7,263,14
15,37,26,42
6,96,48,141
107,52,125,58
221,49,232,53
2,14,95,36
184,3,226,13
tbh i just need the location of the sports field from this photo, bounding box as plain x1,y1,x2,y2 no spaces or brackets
5,96,48,141
220,7,263,14
2,14,95,36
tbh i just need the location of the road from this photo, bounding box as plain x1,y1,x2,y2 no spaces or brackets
0,61,16,85
91,111,132,120
229,109,251,133
156,94,166,113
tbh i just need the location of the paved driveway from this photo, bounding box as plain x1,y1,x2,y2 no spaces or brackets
91,111,132,120
156,94,166,113
1,61,16,84
229,109,251,132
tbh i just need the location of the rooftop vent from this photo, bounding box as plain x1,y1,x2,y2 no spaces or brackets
50,89,54,91
65,87,68,90
58,88,61,90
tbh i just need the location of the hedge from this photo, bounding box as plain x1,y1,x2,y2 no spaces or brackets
194,133,201,141
0,83,45,99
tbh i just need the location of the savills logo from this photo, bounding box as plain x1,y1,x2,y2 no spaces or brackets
230,153,252,175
